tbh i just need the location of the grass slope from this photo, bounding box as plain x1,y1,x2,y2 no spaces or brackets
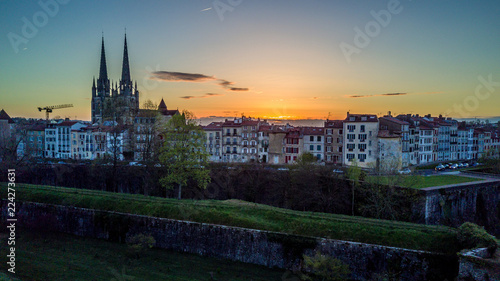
367,175,482,189
0,230,285,281
0,183,458,254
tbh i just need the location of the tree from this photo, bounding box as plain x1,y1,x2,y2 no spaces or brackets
296,152,317,166
346,159,361,216
136,99,161,163
159,110,210,199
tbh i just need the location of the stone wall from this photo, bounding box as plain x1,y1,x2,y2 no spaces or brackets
422,181,500,236
458,248,500,281
2,201,457,281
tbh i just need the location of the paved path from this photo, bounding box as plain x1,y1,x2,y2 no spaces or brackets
421,171,500,191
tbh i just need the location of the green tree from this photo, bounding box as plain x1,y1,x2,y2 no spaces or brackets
302,251,350,281
159,111,210,199
296,152,317,166
346,159,361,216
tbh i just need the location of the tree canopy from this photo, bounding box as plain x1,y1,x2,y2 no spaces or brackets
159,110,210,199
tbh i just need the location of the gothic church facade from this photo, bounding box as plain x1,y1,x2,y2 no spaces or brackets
91,34,139,125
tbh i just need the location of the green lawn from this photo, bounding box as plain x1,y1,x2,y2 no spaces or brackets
0,183,459,254
366,175,483,189
0,230,286,281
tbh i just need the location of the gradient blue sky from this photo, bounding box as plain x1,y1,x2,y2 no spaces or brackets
1,0,499,121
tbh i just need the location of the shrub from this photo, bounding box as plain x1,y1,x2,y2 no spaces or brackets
302,251,350,281
126,233,156,259
457,222,497,251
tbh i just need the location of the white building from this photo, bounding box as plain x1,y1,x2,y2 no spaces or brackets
343,113,379,168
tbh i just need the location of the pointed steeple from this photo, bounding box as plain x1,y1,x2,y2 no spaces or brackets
121,33,131,84
98,36,108,87
92,77,96,89
158,98,167,111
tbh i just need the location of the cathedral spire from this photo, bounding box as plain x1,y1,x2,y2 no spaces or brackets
98,36,108,87
121,33,131,84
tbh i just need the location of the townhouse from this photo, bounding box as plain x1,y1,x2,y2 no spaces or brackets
324,120,343,165
301,127,324,161
343,113,379,168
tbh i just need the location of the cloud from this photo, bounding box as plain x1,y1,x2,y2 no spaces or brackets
347,92,443,98
151,71,249,92
382,92,407,96
228,87,249,91
152,71,215,82
180,93,224,100
204,93,223,97
218,79,249,91
201,7,212,12
349,95,371,98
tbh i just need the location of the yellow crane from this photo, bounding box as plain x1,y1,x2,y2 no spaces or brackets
37,104,73,120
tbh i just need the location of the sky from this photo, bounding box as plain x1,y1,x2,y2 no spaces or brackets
1,0,500,122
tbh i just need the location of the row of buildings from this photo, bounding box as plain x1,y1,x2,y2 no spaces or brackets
202,113,500,170
1,109,499,169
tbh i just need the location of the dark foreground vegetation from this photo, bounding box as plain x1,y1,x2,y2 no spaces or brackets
0,183,459,254
0,163,429,222
0,228,285,281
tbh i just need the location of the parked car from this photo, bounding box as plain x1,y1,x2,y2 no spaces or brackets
435,164,445,171
398,168,412,175
450,164,458,169
457,163,464,168
463,163,469,168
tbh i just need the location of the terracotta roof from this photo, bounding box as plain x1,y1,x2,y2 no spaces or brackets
380,116,409,126
0,109,14,124
301,126,324,135
203,122,223,130
324,120,343,128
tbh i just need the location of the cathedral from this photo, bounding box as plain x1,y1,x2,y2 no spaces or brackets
91,34,139,125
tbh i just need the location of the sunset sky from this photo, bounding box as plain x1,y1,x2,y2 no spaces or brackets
1,0,500,121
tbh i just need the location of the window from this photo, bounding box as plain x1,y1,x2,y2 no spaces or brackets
310,145,314,151
347,125,356,132
310,136,314,141
347,134,356,141
327,146,332,152
360,125,365,132
327,137,332,143
347,153,355,161
347,144,355,151
358,134,367,141
317,136,321,142
358,154,367,162
317,145,321,151
358,144,367,151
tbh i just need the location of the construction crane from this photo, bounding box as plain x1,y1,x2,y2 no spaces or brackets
37,104,73,120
